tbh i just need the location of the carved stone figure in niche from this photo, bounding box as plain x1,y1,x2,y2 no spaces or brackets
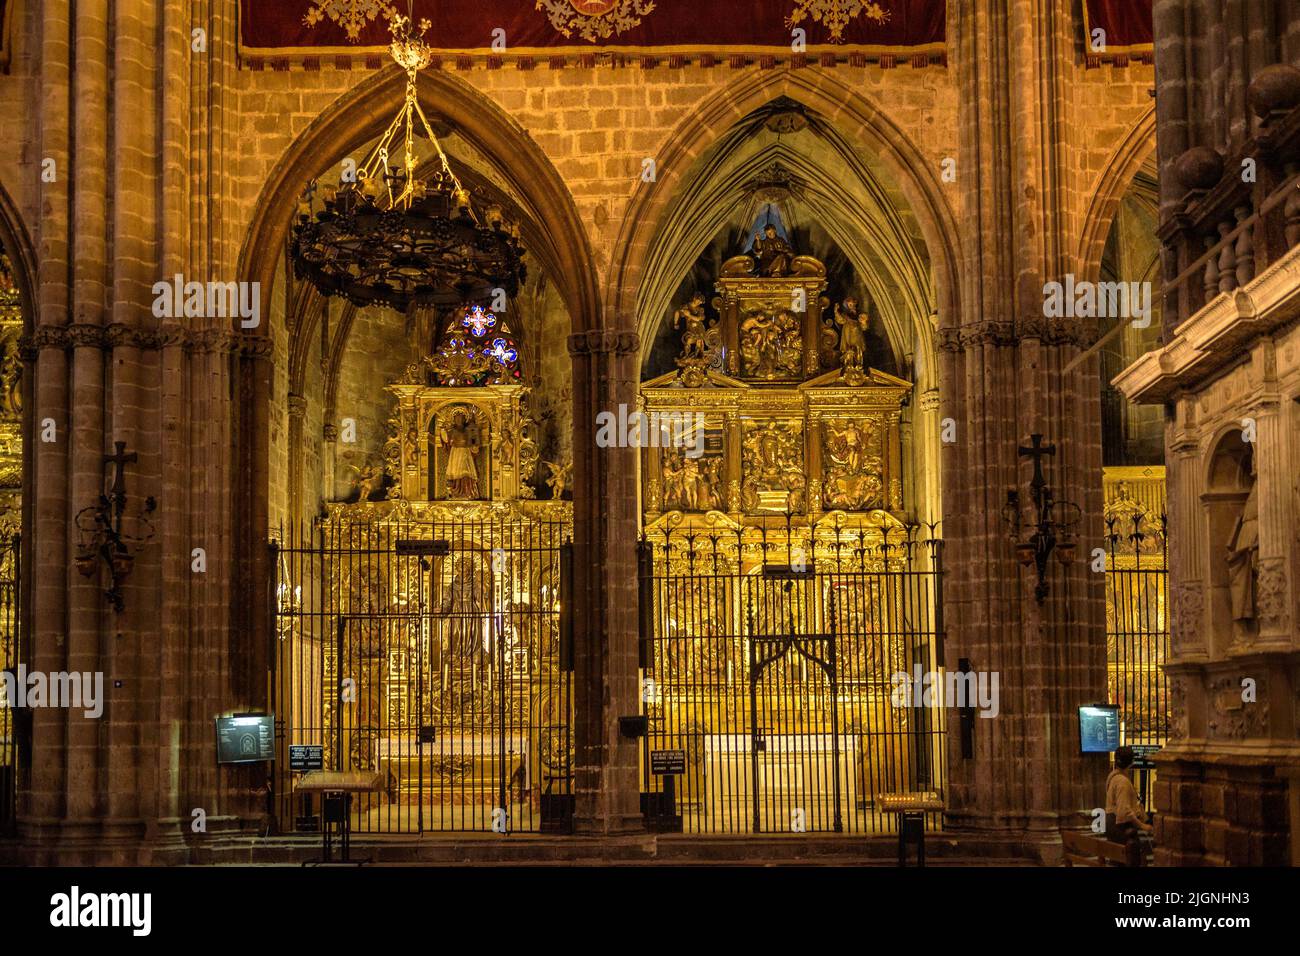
741,421,805,511
662,449,722,512
675,293,713,359
674,292,721,387
748,224,795,277
833,296,870,376
823,419,884,511
345,455,385,503
0,338,21,416
740,309,802,379
1226,452,1259,623
544,459,572,500
438,408,483,499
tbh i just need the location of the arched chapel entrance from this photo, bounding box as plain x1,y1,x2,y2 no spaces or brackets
619,88,953,833
0,182,34,835
236,68,642,835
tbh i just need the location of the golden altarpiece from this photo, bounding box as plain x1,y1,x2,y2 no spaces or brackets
280,308,573,833
637,240,942,833
1102,465,1169,754
0,257,21,812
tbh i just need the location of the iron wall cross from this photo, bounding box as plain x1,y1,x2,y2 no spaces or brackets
74,442,155,613
1017,434,1056,507
105,441,138,518
1005,434,1080,604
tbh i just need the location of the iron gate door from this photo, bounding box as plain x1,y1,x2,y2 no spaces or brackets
746,568,842,833
273,515,572,835
638,526,946,834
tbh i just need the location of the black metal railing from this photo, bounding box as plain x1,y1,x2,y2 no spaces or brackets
272,512,572,834
638,520,945,834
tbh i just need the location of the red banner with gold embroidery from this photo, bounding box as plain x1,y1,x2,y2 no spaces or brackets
1082,0,1153,64
238,0,946,63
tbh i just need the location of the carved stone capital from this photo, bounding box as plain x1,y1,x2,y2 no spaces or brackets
567,329,640,357
937,317,1092,352
239,334,274,359
66,323,104,349
158,323,189,348
27,326,63,353
104,323,158,350
190,329,242,355
18,324,270,358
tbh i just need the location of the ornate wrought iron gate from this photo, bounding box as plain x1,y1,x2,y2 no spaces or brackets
1105,510,1169,810
0,532,19,833
638,522,945,834
272,511,572,834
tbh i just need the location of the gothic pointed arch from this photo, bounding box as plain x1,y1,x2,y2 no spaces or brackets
1077,105,1157,284
606,68,961,341
238,67,601,333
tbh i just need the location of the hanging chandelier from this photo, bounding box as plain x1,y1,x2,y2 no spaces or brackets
290,11,526,312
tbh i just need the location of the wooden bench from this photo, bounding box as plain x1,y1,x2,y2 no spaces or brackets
1061,829,1142,867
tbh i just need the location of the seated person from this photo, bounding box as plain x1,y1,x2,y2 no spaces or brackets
1105,746,1153,842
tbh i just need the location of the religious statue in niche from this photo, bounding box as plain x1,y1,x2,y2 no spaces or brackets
832,295,872,385
822,418,885,511
748,223,796,277
675,293,713,359
0,335,21,416
1226,452,1259,627
433,406,488,500
661,448,724,512
740,309,803,379
673,292,721,387
741,421,806,512
442,555,492,717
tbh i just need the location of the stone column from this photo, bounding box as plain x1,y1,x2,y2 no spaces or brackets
567,327,644,835
1245,345,1290,646
286,393,308,517
940,0,1110,855
23,0,74,846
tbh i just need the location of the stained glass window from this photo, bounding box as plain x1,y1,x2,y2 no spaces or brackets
432,306,522,385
